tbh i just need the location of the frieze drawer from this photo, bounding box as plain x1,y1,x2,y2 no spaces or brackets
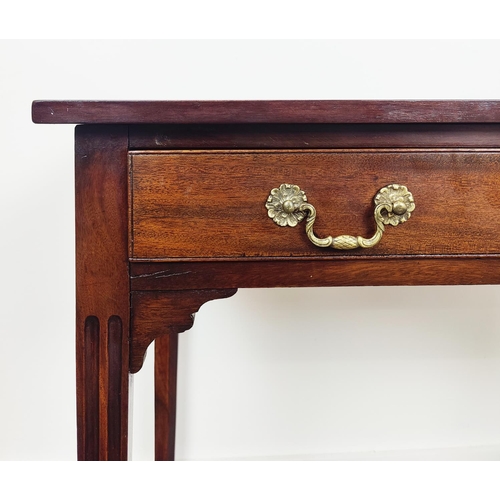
129,149,500,260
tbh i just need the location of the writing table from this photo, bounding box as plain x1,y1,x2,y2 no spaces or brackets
32,100,500,460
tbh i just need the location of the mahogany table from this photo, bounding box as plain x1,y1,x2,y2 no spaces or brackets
32,100,500,460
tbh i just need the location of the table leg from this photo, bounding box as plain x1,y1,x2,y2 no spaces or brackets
155,334,179,461
76,314,129,460
75,125,130,460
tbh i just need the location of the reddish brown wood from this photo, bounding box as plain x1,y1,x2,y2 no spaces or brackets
155,334,178,461
32,100,500,125
107,315,124,461
75,125,129,461
34,100,500,461
130,124,500,150
82,316,99,460
130,149,500,259
130,257,500,290
130,289,237,374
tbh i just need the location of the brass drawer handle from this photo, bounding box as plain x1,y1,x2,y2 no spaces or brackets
265,184,415,250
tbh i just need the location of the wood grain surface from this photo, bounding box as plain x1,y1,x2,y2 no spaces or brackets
155,334,178,461
32,100,500,124
130,257,500,290
129,124,500,150
41,101,500,462
75,125,130,460
130,149,500,259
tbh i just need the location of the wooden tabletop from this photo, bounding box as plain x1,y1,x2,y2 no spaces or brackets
31,100,500,125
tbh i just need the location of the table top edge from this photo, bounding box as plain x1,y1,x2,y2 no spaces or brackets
31,100,500,125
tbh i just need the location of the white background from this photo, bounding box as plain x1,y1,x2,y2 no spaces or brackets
2,40,500,462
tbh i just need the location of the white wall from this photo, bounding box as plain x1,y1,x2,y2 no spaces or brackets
2,40,500,460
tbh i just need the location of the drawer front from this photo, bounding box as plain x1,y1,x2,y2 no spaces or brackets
130,149,500,260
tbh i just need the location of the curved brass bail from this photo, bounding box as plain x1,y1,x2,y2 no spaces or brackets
265,184,415,250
